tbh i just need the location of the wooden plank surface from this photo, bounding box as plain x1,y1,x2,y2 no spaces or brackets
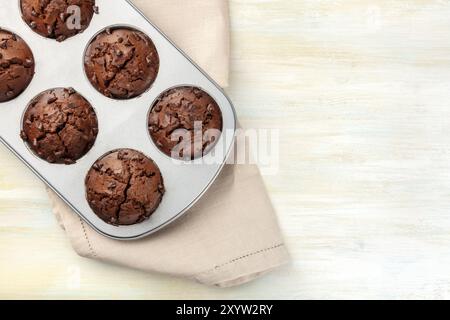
2,0,450,299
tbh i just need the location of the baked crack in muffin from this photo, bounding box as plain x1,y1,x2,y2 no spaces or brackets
85,149,165,225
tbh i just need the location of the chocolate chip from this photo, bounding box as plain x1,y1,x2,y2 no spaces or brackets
105,28,112,35
46,155,56,163
0,53,3,59
47,97,57,104
149,115,158,126
93,6,99,14
131,155,141,161
134,32,148,44
67,87,76,95
20,130,27,140
193,89,203,99
104,89,112,97
47,25,53,35
107,182,117,190
23,58,33,68
64,158,76,165
6,90,14,97
56,35,66,42
30,22,37,29
91,74,98,84
10,57,23,65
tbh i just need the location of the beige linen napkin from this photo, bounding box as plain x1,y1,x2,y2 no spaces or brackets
48,0,289,288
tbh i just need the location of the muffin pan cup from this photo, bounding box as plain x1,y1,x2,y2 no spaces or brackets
0,0,237,240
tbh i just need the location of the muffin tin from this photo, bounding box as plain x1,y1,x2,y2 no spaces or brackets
0,0,237,240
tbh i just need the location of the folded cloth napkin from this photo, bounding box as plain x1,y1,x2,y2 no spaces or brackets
48,0,290,288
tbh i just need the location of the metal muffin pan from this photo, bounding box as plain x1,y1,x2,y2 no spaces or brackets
0,0,237,240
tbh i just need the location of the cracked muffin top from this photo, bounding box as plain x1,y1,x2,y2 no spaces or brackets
21,87,98,164
85,149,165,225
20,0,97,42
84,27,159,99
148,86,223,160
0,29,35,103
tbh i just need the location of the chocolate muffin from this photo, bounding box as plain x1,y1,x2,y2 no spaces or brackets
20,0,97,42
148,86,223,160
21,88,98,164
84,27,159,99
85,149,165,225
0,29,35,103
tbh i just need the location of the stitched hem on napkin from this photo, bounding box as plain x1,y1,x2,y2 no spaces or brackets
194,244,290,288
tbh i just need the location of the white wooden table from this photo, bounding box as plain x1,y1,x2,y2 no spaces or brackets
3,0,450,299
